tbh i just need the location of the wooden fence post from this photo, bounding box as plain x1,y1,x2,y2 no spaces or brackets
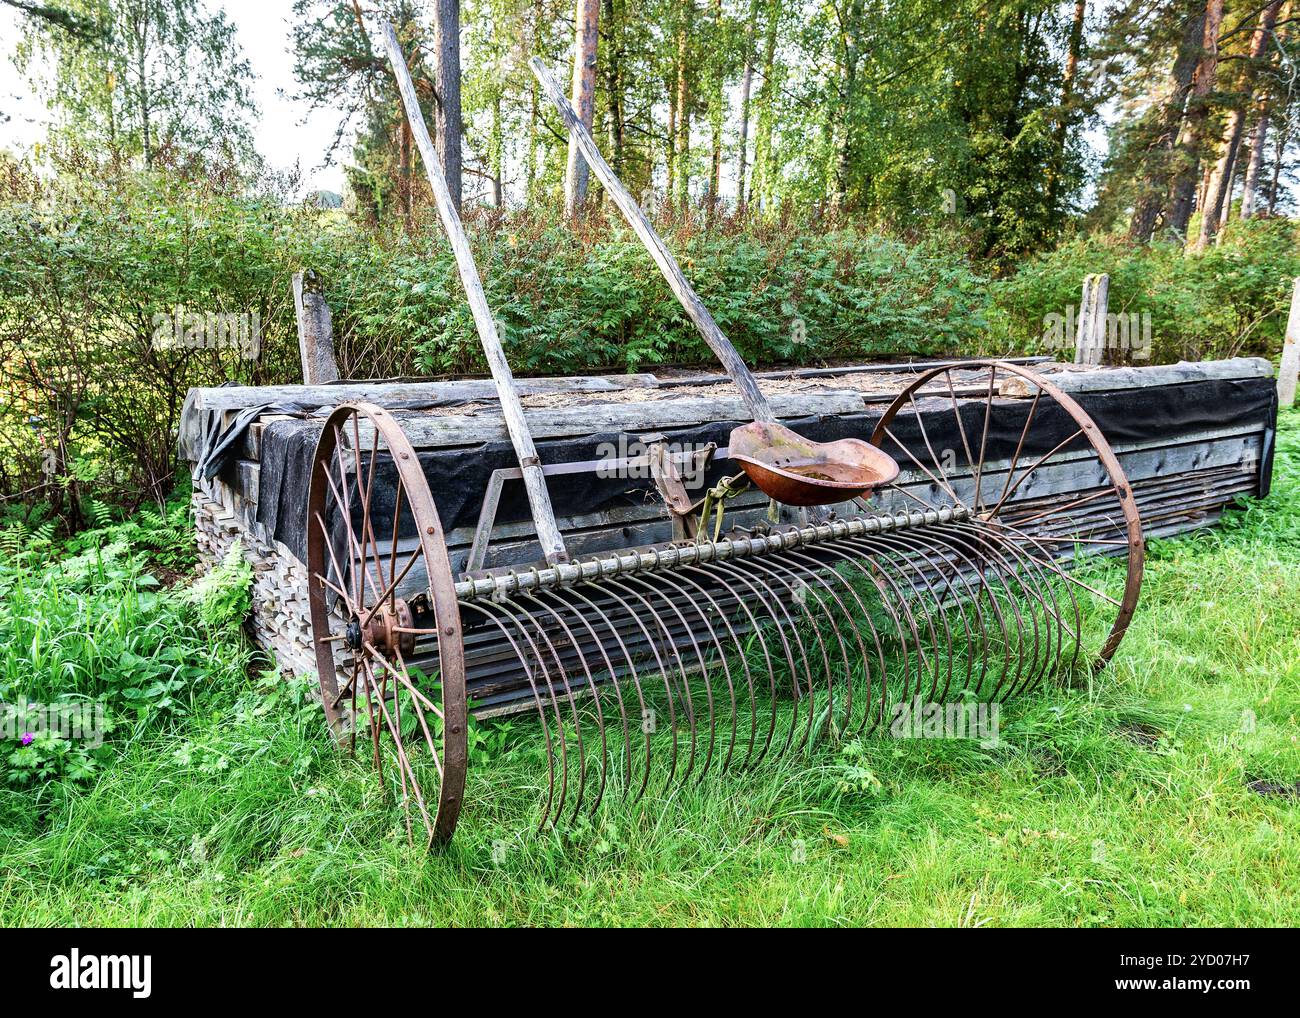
1280,277,1300,408
293,270,340,385
1074,273,1110,366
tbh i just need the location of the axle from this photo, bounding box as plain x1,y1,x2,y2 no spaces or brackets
453,505,973,603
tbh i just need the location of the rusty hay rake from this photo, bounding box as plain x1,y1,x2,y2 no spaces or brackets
301,32,1145,847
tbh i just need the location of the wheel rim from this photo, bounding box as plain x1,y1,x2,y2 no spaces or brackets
306,402,467,845
869,360,1144,667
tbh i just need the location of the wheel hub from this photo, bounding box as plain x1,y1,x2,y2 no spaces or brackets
346,597,417,658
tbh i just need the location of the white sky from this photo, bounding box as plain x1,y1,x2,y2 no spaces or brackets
0,0,349,195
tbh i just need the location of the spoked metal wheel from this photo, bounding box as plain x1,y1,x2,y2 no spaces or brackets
870,360,1144,667
306,402,467,846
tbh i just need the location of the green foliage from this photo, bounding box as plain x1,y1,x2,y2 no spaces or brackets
311,211,990,376
187,541,253,633
0,504,249,789
0,156,306,519
985,218,1300,361
14,0,258,171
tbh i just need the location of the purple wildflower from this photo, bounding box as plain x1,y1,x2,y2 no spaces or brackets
21,733,35,746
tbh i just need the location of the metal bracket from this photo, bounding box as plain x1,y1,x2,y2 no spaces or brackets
464,441,719,573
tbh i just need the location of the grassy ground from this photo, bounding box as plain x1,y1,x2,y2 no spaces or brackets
1,412,1297,927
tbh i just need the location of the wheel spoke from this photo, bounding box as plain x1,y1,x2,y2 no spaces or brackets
971,366,997,510
985,426,1084,520
884,426,964,507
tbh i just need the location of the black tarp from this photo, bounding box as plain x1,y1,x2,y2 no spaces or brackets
239,374,1278,564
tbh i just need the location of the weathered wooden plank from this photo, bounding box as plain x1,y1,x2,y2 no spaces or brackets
1074,273,1109,366
1281,278,1299,407
185,373,660,415
236,460,260,505
335,390,873,449
1000,357,1272,396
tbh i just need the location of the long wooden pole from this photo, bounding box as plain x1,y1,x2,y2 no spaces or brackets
531,56,776,423
383,23,568,564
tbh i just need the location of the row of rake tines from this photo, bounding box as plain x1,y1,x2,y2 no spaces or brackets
445,519,1086,829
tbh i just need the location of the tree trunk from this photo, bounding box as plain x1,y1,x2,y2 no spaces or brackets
828,0,865,213
525,74,538,198
735,0,759,213
433,0,463,211
708,0,724,210
130,9,153,168
565,0,601,216
750,0,779,210
1129,7,1205,240
1195,0,1282,249
666,78,677,203
1240,105,1270,218
1046,0,1085,223
674,0,693,210
1166,0,1225,238
1268,113,1289,213
603,0,625,177
490,94,504,207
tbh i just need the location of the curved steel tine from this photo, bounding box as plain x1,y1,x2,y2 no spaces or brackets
460,600,565,830
820,538,932,729
619,572,720,784
707,557,816,761
495,595,590,824
920,524,1022,701
806,540,913,737
871,529,972,705
739,544,835,749
579,579,683,798
656,568,757,776
690,557,802,764
781,545,890,737
910,525,1005,700
680,564,782,770
531,587,634,810
971,524,1067,697
951,523,1046,702
983,518,1085,677
745,553,846,752
560,584,660,804
867,530,956,705
976,519,1085,693
602,576,701,791
954,528,1029,703
900,527,988,703
778,547,879,736
519,591,608,821
626,568,741,781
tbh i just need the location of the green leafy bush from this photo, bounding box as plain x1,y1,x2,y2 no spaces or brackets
0,511,249,788
309,212,989,376
986,218,1300,363
188,541,253,633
